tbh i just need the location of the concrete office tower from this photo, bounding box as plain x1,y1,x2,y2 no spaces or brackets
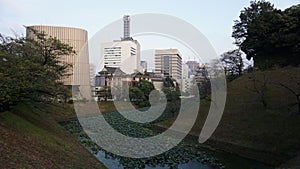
155,49,182,81
140,61,147,72
101,15,141,74
182,63,189,79
186,60,199,76
181,63,192,93
123,15,130,40
101,40,140,74
26,25,89,87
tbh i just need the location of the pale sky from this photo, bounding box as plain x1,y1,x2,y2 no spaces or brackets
0,0,298,60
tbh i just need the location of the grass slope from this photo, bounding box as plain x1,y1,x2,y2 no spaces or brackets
0,102,106,169
160,67,300,166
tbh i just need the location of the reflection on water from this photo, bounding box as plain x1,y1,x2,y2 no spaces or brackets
95,150,212,169
95,151,123,169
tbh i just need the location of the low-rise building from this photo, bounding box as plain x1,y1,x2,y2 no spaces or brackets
95,66,151,101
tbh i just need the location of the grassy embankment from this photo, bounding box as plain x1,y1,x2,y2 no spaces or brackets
3,66,297,168
0,102,106,169
159,67,300,167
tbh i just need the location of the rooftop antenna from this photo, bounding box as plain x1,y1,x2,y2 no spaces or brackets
123,15,131,40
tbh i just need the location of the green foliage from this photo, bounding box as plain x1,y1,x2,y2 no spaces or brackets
197,80,211,99
129,87,148,106
137,80,155,100
97,86,112,101
63,115,225,169
163,77,175,88
0,29,74,111
232,1,300,69
127,80,156,106
162,77,180,101
162,87,180,101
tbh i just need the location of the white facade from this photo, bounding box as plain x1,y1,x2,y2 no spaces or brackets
182,78,194,93
182,63,189,79
155,49,182,81
101,40,140,74
181,63,190,92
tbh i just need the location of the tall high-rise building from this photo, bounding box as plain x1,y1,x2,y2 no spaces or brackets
155,49,182,81
186,60,199,76
26,25,89,86
182,63,189,79
140,61,147,72
100,15,140,74
181,63,194,93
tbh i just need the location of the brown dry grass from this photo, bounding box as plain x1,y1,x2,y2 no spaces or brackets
0,102,106,169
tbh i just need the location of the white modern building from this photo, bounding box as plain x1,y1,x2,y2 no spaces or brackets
154,49,182,82
181,63,191,93
100,15,141,74
101,40,140,74
182,63,189,79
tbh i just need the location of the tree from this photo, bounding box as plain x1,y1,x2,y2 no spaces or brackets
97,86,111,101
129,87,147,106
278,82,300,115
163,77,175,89
232,1,300,69
274,71,300,115
220,49,244,80
0,29,74,111
197,80,211,100
274,4,300,66
137,80,155,100
162,77,180,101
246,73,268,108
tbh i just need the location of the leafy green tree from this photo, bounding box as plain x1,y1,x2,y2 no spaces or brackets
163,77,175,89
274,4,300,66
138,80,155,100
162,77,180,101
232,1,300,69
0,29,74,111
129,87,147,106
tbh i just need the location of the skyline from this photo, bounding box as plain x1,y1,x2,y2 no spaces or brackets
1,0,299,57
